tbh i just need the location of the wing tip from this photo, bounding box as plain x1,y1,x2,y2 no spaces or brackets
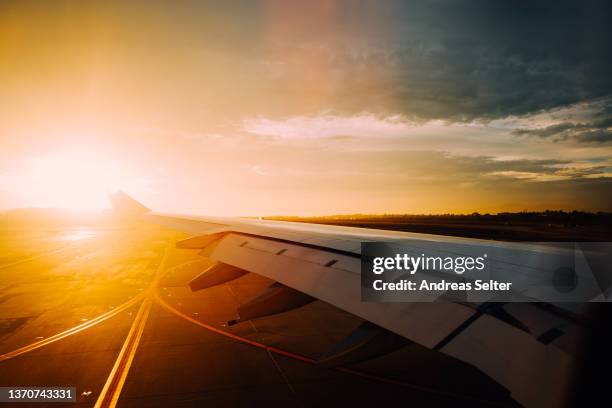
108,191,151,215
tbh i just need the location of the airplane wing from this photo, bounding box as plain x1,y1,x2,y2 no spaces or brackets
109,191,589,408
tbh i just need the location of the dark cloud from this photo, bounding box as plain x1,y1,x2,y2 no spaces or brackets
560,166,610,177
434,155,568,176
388,0,611,120
513,123,587,139
395,1,612,120
512,100,612,143
242,0,612,120
576,130,612,143
3,1,610,123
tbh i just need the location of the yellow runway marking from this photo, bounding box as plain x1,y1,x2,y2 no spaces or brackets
94,245,170,408
0,293,144,362
0,244,160,362
93,297,153,408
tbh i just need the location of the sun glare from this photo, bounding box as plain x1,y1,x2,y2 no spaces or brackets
56,229,98,241
22,149,124,211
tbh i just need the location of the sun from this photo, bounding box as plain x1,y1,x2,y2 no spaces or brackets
21,149,125,211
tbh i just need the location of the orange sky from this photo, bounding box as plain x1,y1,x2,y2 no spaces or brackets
1,2,611,215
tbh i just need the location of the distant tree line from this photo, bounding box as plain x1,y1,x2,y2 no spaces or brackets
267,210,612,227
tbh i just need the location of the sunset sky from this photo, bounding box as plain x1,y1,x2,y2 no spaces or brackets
1,1,611,215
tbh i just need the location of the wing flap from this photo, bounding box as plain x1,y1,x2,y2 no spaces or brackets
440,314,573,407
199,231,476,348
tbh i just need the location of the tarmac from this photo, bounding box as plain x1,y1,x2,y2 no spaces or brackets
0,223,516,407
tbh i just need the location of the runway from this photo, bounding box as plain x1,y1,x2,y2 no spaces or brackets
0,221,515,407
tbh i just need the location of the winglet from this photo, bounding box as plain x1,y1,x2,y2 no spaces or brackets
108,191,150,215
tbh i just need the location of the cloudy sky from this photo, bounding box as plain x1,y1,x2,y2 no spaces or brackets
1,0,611,214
